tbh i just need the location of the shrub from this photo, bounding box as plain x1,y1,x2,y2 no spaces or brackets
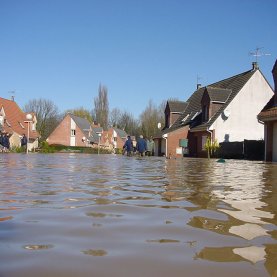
204,137,220,159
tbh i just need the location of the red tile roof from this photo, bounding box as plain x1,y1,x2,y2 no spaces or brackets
0,97,40,139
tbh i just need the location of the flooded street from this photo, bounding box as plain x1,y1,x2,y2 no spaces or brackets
0,154,276,277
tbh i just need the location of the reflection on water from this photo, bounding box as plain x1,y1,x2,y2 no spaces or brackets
0,154,276,277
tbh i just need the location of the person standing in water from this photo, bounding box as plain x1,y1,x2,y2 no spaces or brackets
123,135,133,156
136,135,147,157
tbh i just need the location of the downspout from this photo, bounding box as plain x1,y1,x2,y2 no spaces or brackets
207,128,213,141
207,128,213,158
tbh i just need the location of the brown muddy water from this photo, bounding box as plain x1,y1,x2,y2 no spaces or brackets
0,154,276,277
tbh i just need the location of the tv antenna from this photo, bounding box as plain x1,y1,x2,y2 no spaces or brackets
8,90,15,101
196,74,202,89
249,47,271,63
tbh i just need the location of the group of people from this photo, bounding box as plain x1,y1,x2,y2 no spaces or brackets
0,133,10,152
0,133,28,153
123,135,155,157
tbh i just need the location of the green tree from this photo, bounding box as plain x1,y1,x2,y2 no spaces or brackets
64,107,93,123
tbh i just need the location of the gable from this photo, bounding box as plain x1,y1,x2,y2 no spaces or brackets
70,113,91,131
113,128,127,139
166,101,188,113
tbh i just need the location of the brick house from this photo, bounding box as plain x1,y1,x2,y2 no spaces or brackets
47,113,97,147
0,97,40,150
102,128,128,150
156,62,274,158
47,113,128,150
258,59,277,162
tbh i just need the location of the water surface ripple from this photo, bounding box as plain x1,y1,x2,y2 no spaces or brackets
0,154,276,277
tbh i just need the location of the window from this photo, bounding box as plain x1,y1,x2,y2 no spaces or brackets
71,129,76,136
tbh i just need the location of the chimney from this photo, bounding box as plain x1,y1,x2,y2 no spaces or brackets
11,96,14,101
197,83,202,90
252,62,259,70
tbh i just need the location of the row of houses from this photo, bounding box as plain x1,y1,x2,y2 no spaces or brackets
1,60,276,161
153,61,277,162
0,98,128,152
46,113,128,151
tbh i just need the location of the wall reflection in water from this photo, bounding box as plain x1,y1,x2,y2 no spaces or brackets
165,159,277,276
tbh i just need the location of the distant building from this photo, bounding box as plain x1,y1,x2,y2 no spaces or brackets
258,59,277,162
155,62,274,158
46,113,128,151
0,96,40,150
47,113,99,147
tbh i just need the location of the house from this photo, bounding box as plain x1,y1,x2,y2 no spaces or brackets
101,128,128,150
156,62,274,158
47,113,98,147
0,97,40,151
46,113,128,151
257,59,277,162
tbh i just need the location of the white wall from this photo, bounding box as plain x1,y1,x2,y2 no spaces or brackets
212,71,274,142
112,129,117,148
70,118,76,146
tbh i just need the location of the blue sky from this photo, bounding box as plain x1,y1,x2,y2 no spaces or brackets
0,0,276,119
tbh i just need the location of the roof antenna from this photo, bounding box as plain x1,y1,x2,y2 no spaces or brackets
8,91,15,101
249,47,271,63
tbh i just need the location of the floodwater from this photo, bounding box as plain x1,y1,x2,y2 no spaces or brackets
0,154,276,277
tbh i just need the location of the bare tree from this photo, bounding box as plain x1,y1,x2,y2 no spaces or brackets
94,84,109,130
139,100,164,138
118,111,140,137
64,107,93,123
23,98,60,141
109,108,122,127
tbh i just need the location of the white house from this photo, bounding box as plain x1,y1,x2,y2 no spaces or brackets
156,62,274,158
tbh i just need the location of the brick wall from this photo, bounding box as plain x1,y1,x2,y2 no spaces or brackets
47,114,86,147
47,114,71,145
167,126,189,158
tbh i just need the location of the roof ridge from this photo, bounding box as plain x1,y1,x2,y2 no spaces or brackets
210,69,253,87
